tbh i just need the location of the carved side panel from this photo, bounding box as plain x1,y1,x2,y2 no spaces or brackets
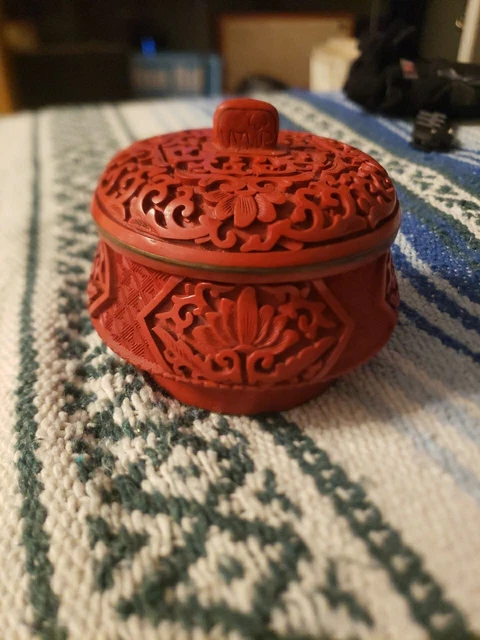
87,240,115,318
377,251,400,326
88,248,400,389
87,241,170,362
384,252,400,312
137,278,354,387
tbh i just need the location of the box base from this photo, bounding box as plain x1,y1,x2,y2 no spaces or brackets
152,376,333,414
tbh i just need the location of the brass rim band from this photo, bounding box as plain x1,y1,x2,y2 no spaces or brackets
98,224,398,277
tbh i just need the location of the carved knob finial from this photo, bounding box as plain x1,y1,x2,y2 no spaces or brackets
213,98,279,150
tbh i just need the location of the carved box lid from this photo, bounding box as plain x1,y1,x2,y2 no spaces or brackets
92,98,400,280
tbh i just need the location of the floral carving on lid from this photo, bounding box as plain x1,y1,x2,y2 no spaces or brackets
93,99,398,256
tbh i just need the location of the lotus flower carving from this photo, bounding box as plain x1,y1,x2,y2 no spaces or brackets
192,286,297,355
205,182,286,229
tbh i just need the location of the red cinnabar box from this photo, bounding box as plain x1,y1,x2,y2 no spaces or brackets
88,98,400,414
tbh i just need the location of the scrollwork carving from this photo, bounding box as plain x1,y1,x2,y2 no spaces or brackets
95,131,397,253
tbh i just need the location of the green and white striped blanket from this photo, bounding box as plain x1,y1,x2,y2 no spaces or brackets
1,92,479,640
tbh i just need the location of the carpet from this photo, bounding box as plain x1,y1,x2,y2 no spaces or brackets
0,91,479,640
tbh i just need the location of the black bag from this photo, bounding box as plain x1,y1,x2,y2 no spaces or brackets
344,22,480,118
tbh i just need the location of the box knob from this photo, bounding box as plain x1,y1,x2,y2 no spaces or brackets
213,98,279,150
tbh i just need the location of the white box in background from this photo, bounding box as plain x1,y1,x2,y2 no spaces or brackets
310,37,359,92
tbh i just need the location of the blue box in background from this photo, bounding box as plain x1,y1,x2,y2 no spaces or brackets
130,52,222,98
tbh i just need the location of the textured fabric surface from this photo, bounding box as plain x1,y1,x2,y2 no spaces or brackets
0,91,479,640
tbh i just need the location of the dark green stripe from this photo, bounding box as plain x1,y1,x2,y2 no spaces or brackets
14,115,67,639
259,413,473,640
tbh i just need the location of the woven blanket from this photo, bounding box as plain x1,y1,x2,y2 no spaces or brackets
1,91,479,640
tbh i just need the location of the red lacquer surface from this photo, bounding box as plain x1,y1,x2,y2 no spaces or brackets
88,98,401,413
92,99,399,270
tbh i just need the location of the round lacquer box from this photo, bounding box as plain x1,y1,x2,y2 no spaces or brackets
87,98,400,414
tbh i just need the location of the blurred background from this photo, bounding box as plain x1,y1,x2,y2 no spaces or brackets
0,0,479,112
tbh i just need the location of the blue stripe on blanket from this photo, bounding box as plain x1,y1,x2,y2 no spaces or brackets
297,90,480,191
